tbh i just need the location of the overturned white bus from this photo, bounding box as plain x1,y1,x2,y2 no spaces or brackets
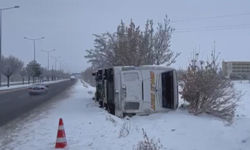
92,65,179,117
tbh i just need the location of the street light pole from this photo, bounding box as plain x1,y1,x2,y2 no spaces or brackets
24,37,44,61
0,6,20,87
41,49,55,70
59,60,64,71
61,63,64,72
51,56,60,70
61,62,67,72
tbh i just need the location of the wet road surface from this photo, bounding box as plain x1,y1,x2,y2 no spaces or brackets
0,80,76,127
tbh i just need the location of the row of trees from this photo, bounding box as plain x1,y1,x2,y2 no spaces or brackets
0,55,70,87
82,15,242,122
81,66,95,86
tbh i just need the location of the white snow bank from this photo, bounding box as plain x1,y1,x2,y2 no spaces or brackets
0,79,70,91
80,79,95,91
233,81,250,118
2,80,29,85
0,81,249,150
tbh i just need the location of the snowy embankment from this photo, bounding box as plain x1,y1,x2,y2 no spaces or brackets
0,79,70,91
0,80,249,150
2,80,29,85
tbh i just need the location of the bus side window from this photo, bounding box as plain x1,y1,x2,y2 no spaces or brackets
123,72,139,81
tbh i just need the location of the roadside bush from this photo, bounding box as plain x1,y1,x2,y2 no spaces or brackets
118,122,130,138
133,129,162,150
179,50,243,122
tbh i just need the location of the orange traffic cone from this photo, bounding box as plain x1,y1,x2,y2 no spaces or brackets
55,118,67,148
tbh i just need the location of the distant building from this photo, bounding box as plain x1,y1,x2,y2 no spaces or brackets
222,61,250,78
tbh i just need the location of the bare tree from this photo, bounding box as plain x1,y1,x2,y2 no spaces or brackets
0,55,4,84
19,67,27,84
84,15,180,69
85,32,118,69
139,19,155,65
53,70,62,80
115,20,145,66
41,67,51,81
0,55,4,72
1,55,24,87
26,62,33,84
153,15,181,65
179,49,243,122
82,66,96,86
26,60,42,83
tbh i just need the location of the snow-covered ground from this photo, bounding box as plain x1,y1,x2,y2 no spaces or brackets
0,80,249,150
2,80,29,85
0,79,70,91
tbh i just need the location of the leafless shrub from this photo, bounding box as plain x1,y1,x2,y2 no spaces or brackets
133,128,163,150
118,122,130,138
179,48,243,123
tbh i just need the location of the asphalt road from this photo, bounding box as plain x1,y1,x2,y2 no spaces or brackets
0,79,77,127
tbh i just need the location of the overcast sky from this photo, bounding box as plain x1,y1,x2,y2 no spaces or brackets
1,0,250,73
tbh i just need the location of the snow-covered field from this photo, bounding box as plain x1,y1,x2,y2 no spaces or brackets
0,79,70,91
0,80,249,150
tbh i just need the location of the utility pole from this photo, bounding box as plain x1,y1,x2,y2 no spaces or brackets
52,65,54,81
0,6,20,87
24,37,44,61
50,56,60,71
59,60,64,71
41,49,55,70
61,63,66,72
59,60,64,79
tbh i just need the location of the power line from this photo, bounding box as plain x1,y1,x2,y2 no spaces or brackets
171,12,250,23
174,26,250,33
176,23,250,31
